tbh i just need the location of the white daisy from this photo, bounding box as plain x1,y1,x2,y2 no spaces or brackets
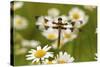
21,40,40,48
43,59,56,64
56,51,74,64
84,5,96,11
13,2,24,11
42,28,58,40
69,7,88,28
69,7,85,21
14,15,28,30
26,45,53,63
48,8,60,18
74,16,88,28
62,32,77,43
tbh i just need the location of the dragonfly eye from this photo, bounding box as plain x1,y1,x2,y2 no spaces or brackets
58,18,62,21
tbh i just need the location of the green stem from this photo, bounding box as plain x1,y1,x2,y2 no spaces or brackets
40,58,42,64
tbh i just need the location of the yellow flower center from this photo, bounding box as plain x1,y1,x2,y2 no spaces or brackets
34,50,46,58
72,13,80,20
16,19,22,26
48,34,56,40
64,33,71,38
58,59,66,64
47,61,53,64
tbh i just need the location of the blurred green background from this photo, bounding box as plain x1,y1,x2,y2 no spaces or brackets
12,1,97,66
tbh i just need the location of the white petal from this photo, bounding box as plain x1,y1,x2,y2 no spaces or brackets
36,58,40,62
64,52,68,56
32,58,38,63
44,52,53,58
67,57,74,63
28,49,36,53
41,57,45,60
43,45,48,50
37,46,41,50
45,46,51,51
26,54,33,57
26,56,34,60
59,52,63,57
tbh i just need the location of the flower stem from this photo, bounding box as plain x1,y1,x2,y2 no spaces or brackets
40,58,42,64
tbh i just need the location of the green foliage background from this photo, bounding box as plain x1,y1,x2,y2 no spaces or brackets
12,1,97,66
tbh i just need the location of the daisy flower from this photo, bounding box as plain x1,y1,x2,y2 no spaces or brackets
43,59,56,64
63,32,77,43
26,45,53,63
42,28,58,40
68,7,88,28
48,8,60,18
83,5,96,11
21,40,40,48
12,2,24,11
56,51,74,64
14,15,28,30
